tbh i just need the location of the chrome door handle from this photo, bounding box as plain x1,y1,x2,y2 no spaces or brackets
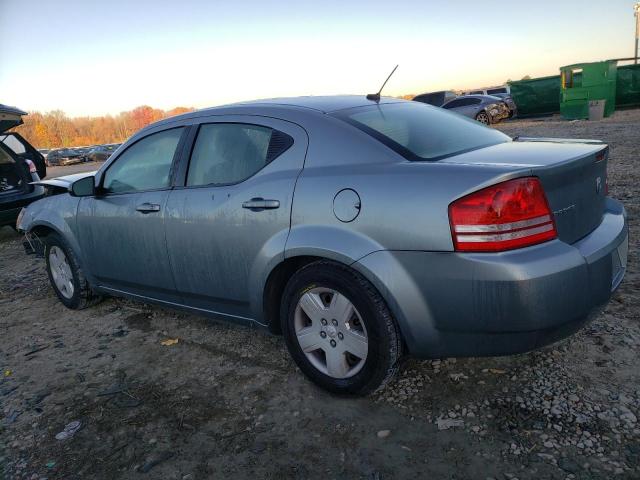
242,198,280,210
136,202,161,213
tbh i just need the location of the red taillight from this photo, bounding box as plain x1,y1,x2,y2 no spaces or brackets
449,177,557,252
25,159,37,174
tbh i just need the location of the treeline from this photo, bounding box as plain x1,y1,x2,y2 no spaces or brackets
13,106,195,149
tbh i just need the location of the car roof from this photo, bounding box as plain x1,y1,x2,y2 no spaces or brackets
143,95,406,132
232,95,406,113
456,94,503,101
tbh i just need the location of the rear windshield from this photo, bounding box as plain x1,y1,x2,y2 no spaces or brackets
333,102,510,161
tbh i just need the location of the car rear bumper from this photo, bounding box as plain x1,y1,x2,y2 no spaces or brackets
354,197,628,358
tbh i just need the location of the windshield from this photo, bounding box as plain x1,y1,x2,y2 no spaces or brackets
333,102,510,161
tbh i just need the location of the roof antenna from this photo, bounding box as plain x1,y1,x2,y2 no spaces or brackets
367,65,399,102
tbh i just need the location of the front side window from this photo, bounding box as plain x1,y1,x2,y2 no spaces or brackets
103,127,183,194
187,123,291,187
333,102,509,161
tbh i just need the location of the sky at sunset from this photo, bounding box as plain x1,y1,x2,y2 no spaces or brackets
1,0,636,117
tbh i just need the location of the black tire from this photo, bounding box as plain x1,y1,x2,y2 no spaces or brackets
475,111,491,125
281,260,403,396
44,232,102,309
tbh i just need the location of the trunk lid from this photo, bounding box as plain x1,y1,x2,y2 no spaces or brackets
440,139,608,244
0,104,27,133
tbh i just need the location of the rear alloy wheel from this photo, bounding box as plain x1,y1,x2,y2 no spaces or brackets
45,233,102,309
475,111,491,125
281,261,403,395
294,287,369,379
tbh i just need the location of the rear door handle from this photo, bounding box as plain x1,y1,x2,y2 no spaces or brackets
136,202,161,213
242,198,280,210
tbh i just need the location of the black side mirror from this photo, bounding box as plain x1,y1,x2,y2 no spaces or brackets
70,176,96,197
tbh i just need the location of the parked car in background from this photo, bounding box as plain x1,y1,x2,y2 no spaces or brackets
18,96,627,395
0,104,45,227
463,85,511,96
490,92,518,118
412,90,457,107
47,148,84,166
0,106,46,179
86,143,121,162
442,94,510,124
72,147,92,162
38,148,51,160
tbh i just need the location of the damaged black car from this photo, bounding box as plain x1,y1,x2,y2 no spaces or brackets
0,104,46,228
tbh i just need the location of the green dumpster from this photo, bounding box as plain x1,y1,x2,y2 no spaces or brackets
560,60,617,120
616,64,640,108
508,75,561,117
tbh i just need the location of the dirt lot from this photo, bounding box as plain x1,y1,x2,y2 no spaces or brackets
1,111,639,480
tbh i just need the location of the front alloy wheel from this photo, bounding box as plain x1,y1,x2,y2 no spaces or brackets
44,232,102,309
49,246,75,299
476,111,491,125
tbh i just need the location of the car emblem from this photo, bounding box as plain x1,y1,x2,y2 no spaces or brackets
596,177,602,194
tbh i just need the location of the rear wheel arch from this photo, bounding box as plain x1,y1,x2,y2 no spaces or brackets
263,255,328,334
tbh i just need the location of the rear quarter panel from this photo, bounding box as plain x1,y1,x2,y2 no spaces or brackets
287,121,534,260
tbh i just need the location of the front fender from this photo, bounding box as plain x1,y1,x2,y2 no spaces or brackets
18,195,88,280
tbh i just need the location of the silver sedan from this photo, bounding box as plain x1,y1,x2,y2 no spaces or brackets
18,96,628,395
442,94,510,124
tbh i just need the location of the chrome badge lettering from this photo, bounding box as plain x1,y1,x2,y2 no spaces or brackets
553,204,576,216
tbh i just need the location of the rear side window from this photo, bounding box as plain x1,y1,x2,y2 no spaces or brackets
487,88,507,94
442,99,459,109
333,102,509,161
186,123,292,187
103,127,184,194
0,145,15,165
1,134,26,154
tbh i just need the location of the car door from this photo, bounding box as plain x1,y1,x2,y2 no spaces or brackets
164,116,307,321
76,126,187,302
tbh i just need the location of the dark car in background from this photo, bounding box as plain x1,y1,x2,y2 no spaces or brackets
442,94,510,124
73,147,92,162
0,104,45,227
412,90,457,107
86,143,120,162
47,148,84,166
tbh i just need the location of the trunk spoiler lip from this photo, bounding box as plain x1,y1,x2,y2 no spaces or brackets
512,136,605,145
30,171,96,189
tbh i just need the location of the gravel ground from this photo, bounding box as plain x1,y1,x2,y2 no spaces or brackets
1,110,639,480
